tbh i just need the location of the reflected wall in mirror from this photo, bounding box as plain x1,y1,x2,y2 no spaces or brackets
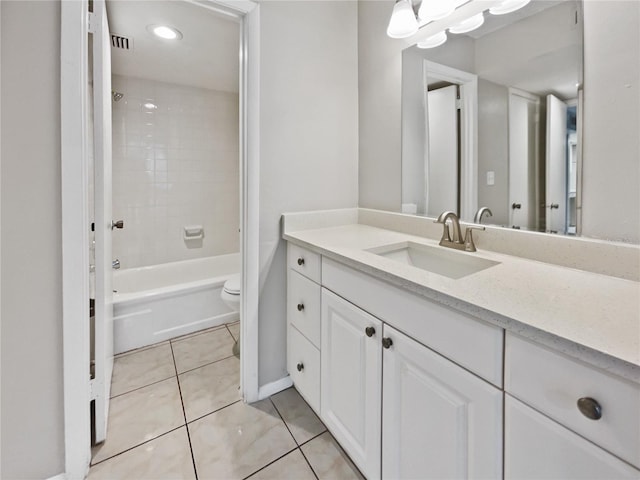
401,0,583,235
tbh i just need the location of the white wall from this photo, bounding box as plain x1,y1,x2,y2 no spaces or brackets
358,0,640,244
581,0,639,243
358,0,403,211
0,2,66,478
258,1,359,387
111,75,239,268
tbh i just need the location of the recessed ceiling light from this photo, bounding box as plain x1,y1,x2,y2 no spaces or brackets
146,24,183,40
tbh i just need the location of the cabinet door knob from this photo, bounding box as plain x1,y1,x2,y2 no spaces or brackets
297,303,305,312
297,257,305,266
577,397,602,420
512,202,522,210
382,337,393,349
296,362,304,372
365,326,376,337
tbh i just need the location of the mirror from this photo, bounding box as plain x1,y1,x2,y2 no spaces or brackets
401,0,583,235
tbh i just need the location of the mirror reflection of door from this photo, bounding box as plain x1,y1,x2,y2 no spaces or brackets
508,89,540,231
426,83,460,217
546,94,568,234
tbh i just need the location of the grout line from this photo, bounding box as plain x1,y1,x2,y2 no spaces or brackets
90,425,184,467
110,374,176,400
186,399,242,425
241,446,300,480
298,446,320,480
269,397,320,480
225,323,239,342
175,351,237,376
269,397,300,447
170,322,237,345
170,341,199,480
297,429,327,449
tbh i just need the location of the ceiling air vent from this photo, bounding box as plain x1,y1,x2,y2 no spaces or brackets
111,34,132,51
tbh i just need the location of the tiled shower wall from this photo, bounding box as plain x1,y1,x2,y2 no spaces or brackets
111,75,239,268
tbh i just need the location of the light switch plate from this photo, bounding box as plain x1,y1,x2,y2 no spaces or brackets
487,171,495,186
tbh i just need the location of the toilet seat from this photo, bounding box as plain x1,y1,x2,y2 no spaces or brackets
223,274,240,296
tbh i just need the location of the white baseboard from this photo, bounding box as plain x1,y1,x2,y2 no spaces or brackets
258,375,293,400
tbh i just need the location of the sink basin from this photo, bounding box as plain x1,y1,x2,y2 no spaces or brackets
367,241,500,279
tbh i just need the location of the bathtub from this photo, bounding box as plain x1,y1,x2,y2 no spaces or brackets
113,253,240,354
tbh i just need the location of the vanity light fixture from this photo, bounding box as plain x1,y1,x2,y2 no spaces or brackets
449,12,485,34
387,0,532,41
387,0,420,39
147,24,183,40
418,0,455,23
489,0,530,15
417,31,448,49
143,102,157,110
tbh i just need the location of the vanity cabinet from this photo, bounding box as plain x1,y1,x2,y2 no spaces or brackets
320,267,503,479
321,289,382,479
382,324,503,479
505,395,640,479
505,333,640,478
287,244,322,413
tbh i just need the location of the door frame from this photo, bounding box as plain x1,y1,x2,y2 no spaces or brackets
423,60,478,222
60,1,259,477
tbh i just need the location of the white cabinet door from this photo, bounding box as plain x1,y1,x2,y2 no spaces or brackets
505,395,640,479
321,289,382,479
382,325,503,480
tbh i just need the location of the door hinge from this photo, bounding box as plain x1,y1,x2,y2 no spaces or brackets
456,98,462,110
87,11,96,34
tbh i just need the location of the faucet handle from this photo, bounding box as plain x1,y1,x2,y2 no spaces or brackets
463,224,485,252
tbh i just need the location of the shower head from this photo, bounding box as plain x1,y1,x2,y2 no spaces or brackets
112,91,124,102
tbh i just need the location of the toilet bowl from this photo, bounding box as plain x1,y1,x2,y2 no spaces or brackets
221,274,241,357
221,273,240,312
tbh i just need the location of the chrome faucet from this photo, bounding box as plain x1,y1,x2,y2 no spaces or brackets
435,211,485,252
474,207,493,224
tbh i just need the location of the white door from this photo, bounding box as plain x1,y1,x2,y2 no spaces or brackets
92,0,114,444
505,395,640,479
508,90,539,231
382,325,503,479
546,94,568,234
426,85,458,217
321,289,382,479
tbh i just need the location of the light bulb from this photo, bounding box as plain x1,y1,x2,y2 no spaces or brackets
418,0,455,23
387,0,419,38
489,0,530,15
449,12,485,34
417,31,447,49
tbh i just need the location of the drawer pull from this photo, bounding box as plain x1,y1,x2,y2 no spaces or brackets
296,362,304,372
577,397,602,420
297,303,305,312
365,326,376,337
297,257,305,266
382,337,393,349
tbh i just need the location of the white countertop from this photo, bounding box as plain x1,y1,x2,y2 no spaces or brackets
283,223,640,383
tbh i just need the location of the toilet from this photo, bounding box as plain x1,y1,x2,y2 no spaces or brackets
221,274,241,357
221,273,240,312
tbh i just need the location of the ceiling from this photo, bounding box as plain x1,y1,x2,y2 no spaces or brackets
106,1,240,92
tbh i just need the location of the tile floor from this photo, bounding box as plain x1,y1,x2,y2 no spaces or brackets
88,323,364,480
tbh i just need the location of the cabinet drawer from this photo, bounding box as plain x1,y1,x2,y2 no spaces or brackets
288,270,321,348
288,243,321,283
322,258,504,387
505,395,640,479
288,324,320,414
506,333,640,468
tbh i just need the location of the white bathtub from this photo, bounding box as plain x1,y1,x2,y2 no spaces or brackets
113,253,240,354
